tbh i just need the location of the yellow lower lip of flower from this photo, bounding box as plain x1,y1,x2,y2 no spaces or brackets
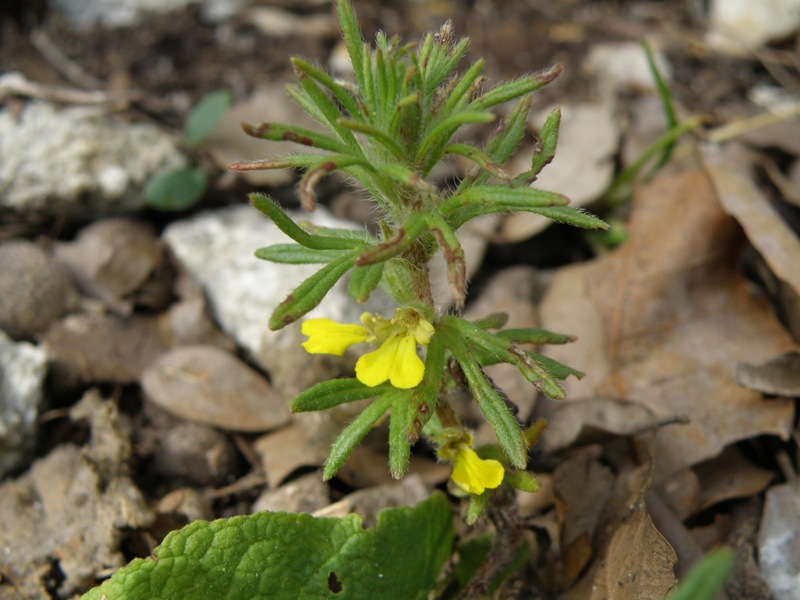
451,446,504,495
301,318,369,356
355,333,424,389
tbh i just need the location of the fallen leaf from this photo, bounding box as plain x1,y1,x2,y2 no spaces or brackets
702,143,800,341
693,446,775,513
539,167,796,480
541,397,685,454
141,345,290,432
735,351,800,396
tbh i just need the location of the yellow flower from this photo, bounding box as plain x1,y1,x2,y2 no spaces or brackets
451,445,505,495
301,307,434,389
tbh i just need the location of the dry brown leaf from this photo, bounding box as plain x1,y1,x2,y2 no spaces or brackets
142,344,290,432
254,421,326,487
694,446,775,513
735,351,800,396
539,167,796,480
541,397,684,454
702,143,800,340
553,447,615,588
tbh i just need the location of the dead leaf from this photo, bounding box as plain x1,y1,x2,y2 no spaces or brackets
693,446,775,513
541,397,685,454
141,344,290,432
553,447,615,588
734,351,800,396
539,167,796,480
702,142,800,340
254,422,328,487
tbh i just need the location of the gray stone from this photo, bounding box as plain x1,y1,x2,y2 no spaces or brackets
0,330,48,478
0,102,186,218
0,239,78,339
162,204,392,399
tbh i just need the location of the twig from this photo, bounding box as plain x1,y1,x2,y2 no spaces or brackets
706,102,800,144
30,28,104,89
0,71,138,107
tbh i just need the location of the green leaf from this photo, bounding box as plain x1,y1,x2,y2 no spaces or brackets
454,532,530,592
526,106,561,179
514,205,608,231
388,389,414,478
241,121,348,154
269,251,359,330
407,332,446,443
185,89,232,146
437,323,527,469
504,470,541,493
291,378,394,412
495,327,576,345
348,262,385,303
355,214,428,266
82,492,454,600
468,65,562,111
255,244,347,264
324,393,395,479
665,547,734,600
465,490,492,526
527,352,584,380
144,167,207,212
250,193,365,251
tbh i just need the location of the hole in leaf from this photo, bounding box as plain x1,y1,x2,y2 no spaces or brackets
327,571,343,594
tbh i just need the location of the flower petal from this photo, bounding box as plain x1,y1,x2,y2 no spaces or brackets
355,334,424,389
301,318,369,355
451,446,505,495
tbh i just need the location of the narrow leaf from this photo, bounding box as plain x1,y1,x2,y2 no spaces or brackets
292,378,393,412
389,390,415,478
249,193,364,250
241,121,348,153
469,65,562,111
427,213,467,309
526,107,561,179
437,323,527,469
348,262,385,303
255,244,346,264
324,393,394,479
495,327,576,345
269,251,359,330
407,332,446,443
356,214,428,266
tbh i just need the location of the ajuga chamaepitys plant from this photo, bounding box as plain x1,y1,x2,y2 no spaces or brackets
230,0,607,517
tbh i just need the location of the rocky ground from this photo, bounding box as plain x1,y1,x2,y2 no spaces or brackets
1,0,800,598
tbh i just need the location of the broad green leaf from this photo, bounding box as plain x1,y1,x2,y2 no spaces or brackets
291,378,394,412
324,393,394,479
185,89,232,146
144,167,207,212
82,493,454,600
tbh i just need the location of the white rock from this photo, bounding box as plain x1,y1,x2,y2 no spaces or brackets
163,204,391,398
707,0,800,55
0,331,48,478
0,103,186,217
585,41,672,94
50,0,201,30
